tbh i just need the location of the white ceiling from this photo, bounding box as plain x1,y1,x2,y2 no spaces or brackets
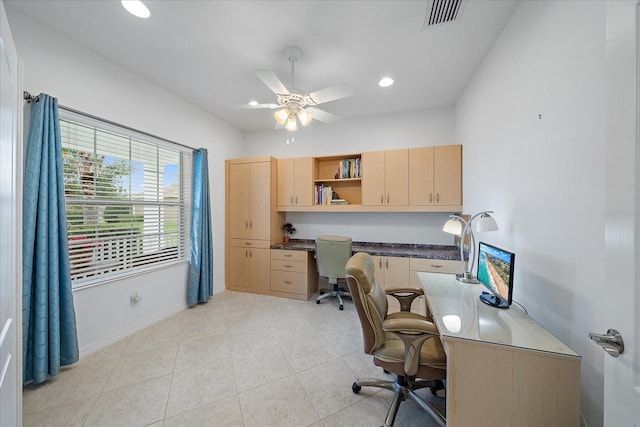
6,0,519,132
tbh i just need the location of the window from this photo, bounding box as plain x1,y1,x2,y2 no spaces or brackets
59,115,191,288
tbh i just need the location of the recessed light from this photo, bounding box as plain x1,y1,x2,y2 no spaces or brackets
378,77,394,88
248,100,259,106
121,0,151,19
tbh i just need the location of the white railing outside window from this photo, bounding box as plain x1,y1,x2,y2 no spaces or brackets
59,116,191,288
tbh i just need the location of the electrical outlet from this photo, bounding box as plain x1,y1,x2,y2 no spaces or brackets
130,292,142,304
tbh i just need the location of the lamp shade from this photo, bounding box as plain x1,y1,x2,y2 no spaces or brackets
296,108,312,126
443,218,463,236
274,109,289,125
285,116,298,132
476,214,498,232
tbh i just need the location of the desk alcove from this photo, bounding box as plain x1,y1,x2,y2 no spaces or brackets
417,272,581,427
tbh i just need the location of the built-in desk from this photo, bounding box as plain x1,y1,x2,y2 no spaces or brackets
417,272,581,427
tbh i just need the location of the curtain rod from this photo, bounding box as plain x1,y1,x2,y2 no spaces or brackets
23,91,196,151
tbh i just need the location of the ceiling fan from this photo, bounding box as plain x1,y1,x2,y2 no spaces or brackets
247,46,354,131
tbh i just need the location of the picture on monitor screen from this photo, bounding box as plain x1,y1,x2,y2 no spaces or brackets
477,242,515,308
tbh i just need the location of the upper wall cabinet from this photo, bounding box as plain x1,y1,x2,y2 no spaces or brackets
362,149,409,206
409,145,462,208
228,158,279,241
272,144,462,213
277,157,313,208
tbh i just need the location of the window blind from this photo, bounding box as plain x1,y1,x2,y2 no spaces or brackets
59,118,192,287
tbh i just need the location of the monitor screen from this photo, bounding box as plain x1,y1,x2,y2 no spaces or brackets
476,242,515,308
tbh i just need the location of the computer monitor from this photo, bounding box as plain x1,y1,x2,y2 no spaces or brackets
476,242,515,309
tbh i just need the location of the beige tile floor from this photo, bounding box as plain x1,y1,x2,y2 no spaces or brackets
23,290,445,427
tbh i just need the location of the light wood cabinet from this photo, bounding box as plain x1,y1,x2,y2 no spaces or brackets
362,149,408,206
371,256,414,314
225,157,284,295
277,157,313,207
409,145,462,207
228,240,271,294
229,160,272,240
270,249,317,300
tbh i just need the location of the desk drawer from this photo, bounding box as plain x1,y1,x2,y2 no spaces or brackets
271,270,307,294
271,259,307,273
410,258,461,274
271,249,307,262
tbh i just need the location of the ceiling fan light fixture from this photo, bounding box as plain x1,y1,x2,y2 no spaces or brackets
121,0,151,18
274,109,289,125
285,116,298,132
297,109,312,126
248,100,259,106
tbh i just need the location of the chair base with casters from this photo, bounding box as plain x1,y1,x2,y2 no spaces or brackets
316,281,351,310
352,375,446,427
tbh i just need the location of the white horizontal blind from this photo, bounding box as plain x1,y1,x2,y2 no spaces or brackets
59,118,192,287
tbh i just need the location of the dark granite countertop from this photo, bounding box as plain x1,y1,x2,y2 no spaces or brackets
271,239,464,261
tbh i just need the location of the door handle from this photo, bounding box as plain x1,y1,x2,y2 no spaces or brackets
436,193,440,203
387,194,390,204
385,259,389,269
295,196,298,204
380,194,384,204
589,329,624,357
429,193,433,203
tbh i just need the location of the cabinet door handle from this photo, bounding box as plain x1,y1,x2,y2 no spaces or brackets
284,280,293,285
436,193,440,203
387,194,390,204
380,194,384,204
429,193,433,203
245,220,248,228
379,259,383,269
385,259,389,269
249,249,252,258
249,220,253,228
245,249,248,257
290,195,293,204
295,196,298,204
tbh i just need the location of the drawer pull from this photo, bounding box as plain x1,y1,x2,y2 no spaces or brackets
284,254,293,258
245,242,252,246
284,280,293,285
284,264,293,268
430,264,443,268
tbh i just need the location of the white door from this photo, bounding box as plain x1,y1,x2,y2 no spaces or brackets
0,1,21,426
600,1,640,425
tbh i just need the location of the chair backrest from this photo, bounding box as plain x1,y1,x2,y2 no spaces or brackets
315,235,352,284
345,252,389,354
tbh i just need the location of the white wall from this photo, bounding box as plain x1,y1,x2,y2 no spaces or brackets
7,9,244,356
455,1,606,425
244,106,458,245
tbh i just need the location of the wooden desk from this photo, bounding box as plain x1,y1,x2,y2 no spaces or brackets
417,272,581,427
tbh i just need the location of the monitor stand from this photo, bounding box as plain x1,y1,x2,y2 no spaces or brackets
480,291,509,309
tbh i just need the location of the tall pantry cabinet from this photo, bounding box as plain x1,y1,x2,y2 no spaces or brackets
226,157,284,295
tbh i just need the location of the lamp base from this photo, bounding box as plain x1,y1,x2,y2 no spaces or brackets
455,273,480,284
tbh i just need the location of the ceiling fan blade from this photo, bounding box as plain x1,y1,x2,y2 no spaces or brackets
307,84,354,105
308,107,342,124
254,70,290,95
236,103,280,109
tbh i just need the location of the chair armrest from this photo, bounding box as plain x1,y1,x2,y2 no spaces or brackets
383,317,442,376
385,287,424,312
383,317,439,336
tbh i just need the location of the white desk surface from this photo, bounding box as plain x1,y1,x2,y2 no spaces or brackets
416,271,580,359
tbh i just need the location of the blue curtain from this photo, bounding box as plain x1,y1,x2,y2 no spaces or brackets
22,94,79,384
187,148,213,305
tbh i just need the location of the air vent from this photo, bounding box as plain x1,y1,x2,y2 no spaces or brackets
424,0,463,28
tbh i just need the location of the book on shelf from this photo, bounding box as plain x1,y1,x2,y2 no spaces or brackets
337,158,361,179
330,199,348,205
314,184,334,205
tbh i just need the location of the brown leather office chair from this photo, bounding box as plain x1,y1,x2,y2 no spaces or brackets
345,252,447,427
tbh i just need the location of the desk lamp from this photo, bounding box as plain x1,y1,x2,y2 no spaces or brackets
443,211,498,283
